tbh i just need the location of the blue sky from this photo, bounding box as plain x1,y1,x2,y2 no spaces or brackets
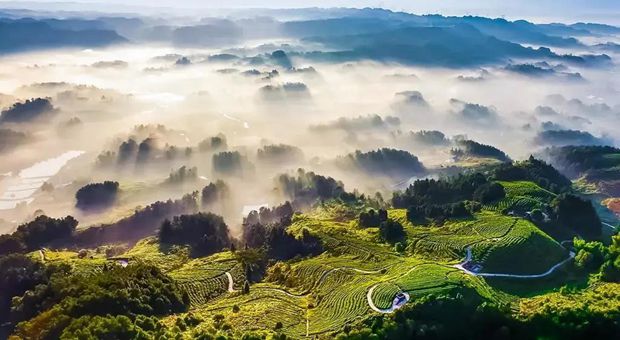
2,0,619,24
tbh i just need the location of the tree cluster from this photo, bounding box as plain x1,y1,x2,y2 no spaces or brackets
241,222,323,262
409,130,449,146
243,202,294,227
339,148,426,179
393,173,488,223
0,215,77,256
277,169,353,209
573,233,620,283
198,134,227,153
545,145,620,181
74,192,199,248
163,144,193,160
0,128,28,152
159,212,231,257
358,209,388,228
379,219,405,244
75,181,119,210
338,286,620,340
201,180,229,208
257,144,304,164
493,155,572,193
9,263,187,340
164,166,197,185
0,98,55,123
98,137,193,168
406,201,472,224
212,151,251,177
472,182,506,204
241,202,321,262
451,139,511,162
0,255,48,326
552,193,602,238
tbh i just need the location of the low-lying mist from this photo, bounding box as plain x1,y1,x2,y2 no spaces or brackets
0,40,619,235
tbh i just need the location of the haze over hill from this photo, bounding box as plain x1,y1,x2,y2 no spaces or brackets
0,2,619,339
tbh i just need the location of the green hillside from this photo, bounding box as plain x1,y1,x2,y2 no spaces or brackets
4,174,617,339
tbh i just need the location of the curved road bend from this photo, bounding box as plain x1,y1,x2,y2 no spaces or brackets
367,285,410,314
454,246,575,279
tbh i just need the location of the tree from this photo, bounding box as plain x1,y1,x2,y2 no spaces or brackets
359,209,388,228
0,235,25,255
0,255,48,324
164,166,197,185
473,182,505,203
117,138,138,163
136,138,156,163
243,281,250,294
213,151,248,176
198,134,227,152
201,180,229,208
59,315,151,340
553,194,602,238
234,248,266,282
379,219,405,243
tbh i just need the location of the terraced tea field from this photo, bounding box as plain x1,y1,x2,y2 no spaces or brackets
403,210,567,274
31,189,576,338
488,181,556,213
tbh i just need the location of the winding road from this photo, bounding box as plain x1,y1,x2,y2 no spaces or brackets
366,285,410,313
225,272,235,292
366,241,577,314
453,246,575,279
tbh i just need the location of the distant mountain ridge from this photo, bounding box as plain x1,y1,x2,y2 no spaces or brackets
0,17,127,53
0,7,617,68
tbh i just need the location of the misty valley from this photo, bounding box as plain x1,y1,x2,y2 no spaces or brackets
0,4,620,340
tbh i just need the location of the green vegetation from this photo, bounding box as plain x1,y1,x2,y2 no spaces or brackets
493,156,572,193
545,145,620,182
371,283,400,309
10,262,187,340
75,181,119,210
159,212,231,256
404,210,567,274
452,139,511,162
0,216,77,256
1,162,618,338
